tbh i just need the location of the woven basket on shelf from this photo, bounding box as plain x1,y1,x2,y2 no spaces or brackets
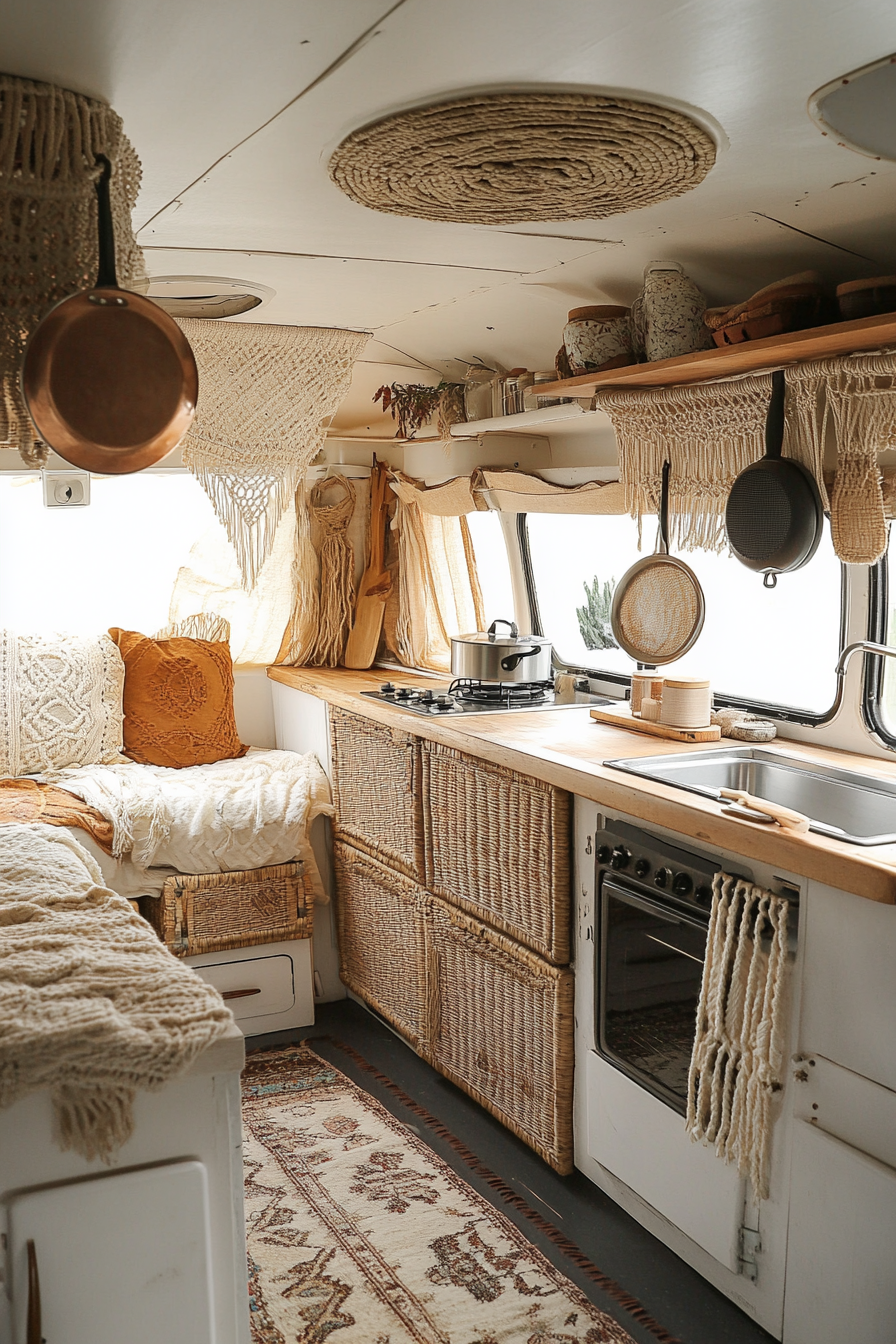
422,741,572,964
329,706,425,881
427,892,574,1173
333,840,429,1048
143,861,313,958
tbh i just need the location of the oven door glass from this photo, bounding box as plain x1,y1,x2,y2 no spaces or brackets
598,877,708,1114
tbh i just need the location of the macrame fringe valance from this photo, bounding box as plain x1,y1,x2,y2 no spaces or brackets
687,873,791,1201
0,74,146,465
329,92,716,225
176,320,368,589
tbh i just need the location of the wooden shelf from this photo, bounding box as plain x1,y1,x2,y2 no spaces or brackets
534,311,896,396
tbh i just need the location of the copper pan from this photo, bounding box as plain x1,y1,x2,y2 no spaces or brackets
21,156,198,474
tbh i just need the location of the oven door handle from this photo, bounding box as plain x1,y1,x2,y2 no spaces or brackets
600,877,710,928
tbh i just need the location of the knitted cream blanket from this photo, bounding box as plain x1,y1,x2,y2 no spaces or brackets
51,750,333,899
0,824,232,1161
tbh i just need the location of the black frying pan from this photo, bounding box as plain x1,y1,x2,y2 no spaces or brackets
725,368,823,588
21,155,198,474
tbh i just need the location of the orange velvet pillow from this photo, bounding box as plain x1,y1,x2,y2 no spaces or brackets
109,629,249,768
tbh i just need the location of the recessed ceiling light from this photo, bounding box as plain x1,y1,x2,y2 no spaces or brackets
809,53,896,161
144,275,275,319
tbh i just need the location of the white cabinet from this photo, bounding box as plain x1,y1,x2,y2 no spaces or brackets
784,1121,896,1343
6,1162,214,1344
188,937,315,1035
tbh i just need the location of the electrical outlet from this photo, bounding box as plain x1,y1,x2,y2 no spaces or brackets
42,472,90,508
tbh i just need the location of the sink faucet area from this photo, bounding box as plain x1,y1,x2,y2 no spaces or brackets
604,746,896,846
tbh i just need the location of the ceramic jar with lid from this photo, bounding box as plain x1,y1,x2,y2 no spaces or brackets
630,261,712,362
660,676,712,729
562,305,633,375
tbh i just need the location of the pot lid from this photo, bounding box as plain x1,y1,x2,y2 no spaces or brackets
454,630,544,647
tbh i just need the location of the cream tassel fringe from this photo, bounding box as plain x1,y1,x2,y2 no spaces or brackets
686,873,790,1201
306,476,356,667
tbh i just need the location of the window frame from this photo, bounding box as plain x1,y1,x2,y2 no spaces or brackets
518,512,848,726
861,553,895,747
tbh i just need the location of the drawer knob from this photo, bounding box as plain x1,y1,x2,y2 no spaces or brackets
222,987,263,1001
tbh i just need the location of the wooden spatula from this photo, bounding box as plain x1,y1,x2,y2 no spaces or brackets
343,460,393,669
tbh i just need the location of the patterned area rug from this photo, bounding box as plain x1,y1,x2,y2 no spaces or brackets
242,1044,637,1344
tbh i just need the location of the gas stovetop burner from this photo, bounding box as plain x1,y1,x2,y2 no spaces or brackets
448,678,553,706
360,677,612,717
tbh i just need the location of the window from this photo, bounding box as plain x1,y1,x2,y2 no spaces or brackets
465,510,515,631
0,473,219,636
867,526,896,741
525,511,843,717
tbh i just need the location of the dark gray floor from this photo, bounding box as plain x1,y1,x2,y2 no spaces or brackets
248,999,776,1344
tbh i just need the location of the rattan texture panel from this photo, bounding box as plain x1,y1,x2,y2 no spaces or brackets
422,742,571,964
334,841,429,1049
427,894,574,1174
145,862,312,958
330,707,425,881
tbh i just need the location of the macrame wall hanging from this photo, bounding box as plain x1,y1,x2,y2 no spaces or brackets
175,320,369,589
305,475,356,668
594,373,829,553
0,74,146,465
329,92,716,225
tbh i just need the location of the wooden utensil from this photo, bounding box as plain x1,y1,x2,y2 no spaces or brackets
343,461,393,669
22,155,198,474
719,788,810,832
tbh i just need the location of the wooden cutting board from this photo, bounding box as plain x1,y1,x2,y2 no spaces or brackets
590,704,721,743
343,460,393,670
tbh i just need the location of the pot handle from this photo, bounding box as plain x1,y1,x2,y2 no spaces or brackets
501,645,541,672
488,618,519,640
94,155,119,290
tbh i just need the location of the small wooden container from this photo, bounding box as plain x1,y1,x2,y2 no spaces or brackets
631,671,664,713
660,677,712,729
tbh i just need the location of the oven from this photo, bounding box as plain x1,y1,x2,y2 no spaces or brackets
595,821,719,1116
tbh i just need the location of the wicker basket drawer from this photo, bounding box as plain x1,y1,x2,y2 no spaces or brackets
330,707,425,881
333,841,429,1048
144,862,312,958
427,894,574,1174
422,741,571,964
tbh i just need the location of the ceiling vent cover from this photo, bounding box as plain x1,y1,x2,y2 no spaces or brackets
328,91,716,225
809,53,896,161
145,276,273,319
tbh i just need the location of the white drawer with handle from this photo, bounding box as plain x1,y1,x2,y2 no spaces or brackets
188,938,315,1034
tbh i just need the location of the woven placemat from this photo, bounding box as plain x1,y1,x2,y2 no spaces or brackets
329,91,716,224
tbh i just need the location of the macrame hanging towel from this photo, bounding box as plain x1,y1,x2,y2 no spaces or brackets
0,74,146,465
594,373,828,552
175,321,369,589
306,475,356,668
686,873,790,1201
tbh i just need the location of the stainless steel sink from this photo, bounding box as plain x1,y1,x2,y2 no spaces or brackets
604,746,896,846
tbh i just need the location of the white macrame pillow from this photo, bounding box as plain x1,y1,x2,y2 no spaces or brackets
0,631,126,776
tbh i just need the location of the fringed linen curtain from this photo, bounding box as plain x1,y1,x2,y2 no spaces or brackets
390,474,485,673
175,321,369,589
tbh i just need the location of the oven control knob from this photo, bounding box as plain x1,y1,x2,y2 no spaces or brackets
672,872,693,897
420,690,435,704
436,695,454,711
695,884,714,907
654,867,672,889
395,687,410,698
380,683,396,695
596,845,612,865
634,858,651,879
610,846,630,870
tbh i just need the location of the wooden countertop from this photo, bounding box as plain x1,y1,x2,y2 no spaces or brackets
268,665,896,905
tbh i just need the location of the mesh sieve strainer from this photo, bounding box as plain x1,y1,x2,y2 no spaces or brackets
610,461,705,665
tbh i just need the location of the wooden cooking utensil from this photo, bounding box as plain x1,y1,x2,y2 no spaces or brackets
719,788,810,832
343,461,393,669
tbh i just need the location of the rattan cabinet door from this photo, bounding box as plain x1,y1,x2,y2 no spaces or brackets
426,894,574,1174
423,742,571,963
334,841,429,1048
330,707,425,881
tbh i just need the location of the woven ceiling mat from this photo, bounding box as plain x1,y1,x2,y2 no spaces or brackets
175,320,368,589
0,74,145,466
594,372,828,553
328,92,716,225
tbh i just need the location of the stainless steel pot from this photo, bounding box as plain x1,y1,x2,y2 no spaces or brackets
450,619,553,683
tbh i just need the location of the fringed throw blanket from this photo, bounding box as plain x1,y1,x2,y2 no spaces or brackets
0,824,231,1161
50,750,333,900
0,778,113,853
686,873,790,1200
